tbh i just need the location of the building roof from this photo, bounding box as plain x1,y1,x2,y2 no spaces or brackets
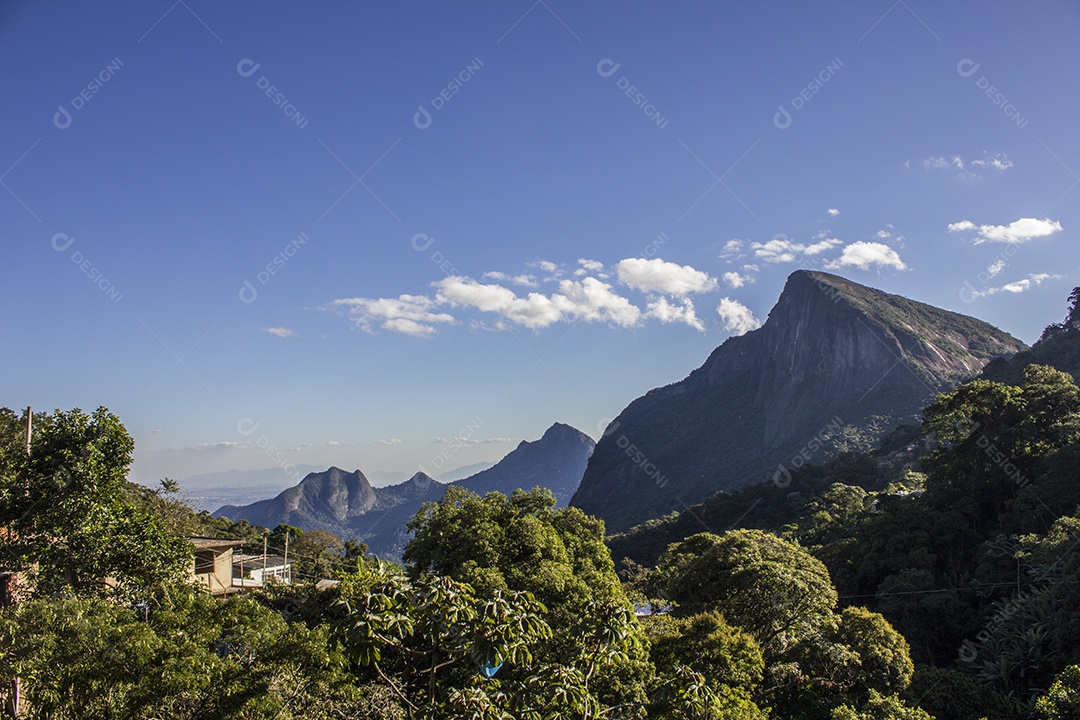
191,537,244,550
232,554,289,570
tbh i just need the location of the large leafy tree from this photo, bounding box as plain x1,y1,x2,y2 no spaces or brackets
403,486,653,716
646,610,769,719
652,529,920,719
0,407,190,600
330,561,660,720
652,529,837,657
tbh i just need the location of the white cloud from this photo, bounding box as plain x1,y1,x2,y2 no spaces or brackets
383,318,438,336
827,208,840,216
435,276,641,330
616,258,717,295
377,438,403,445
331,256,736,337
716,298,761,335
435,277,564,330
170,441,250,452
722,271,755,288
742,264,759,272
750,237,841,264
948,217,1063,244
263,327,294,338
483,271,539,288
971,152,1013,170
825,242,908,271
923,155,965,171
986,259,1007,279
720,239,745,261
1001,273,1059,293
451,436,514,445
805,239,842,255
967,273,1062,299
876,230,891,239
330,294,456,336
532,260,559,273
645,297,705,332
919,152,1013,178
552,277,642,327
751,238,801,264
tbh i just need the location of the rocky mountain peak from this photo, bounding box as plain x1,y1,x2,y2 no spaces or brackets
571,271,1025,532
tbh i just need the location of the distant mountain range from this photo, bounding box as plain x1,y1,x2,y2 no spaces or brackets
570,270,1026,532
214,423,594,558
179,462,495,512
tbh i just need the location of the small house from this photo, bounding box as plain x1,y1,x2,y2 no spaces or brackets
232,554,292,586
191,537,243,596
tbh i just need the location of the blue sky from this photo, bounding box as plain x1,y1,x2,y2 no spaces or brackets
3,1,1077,486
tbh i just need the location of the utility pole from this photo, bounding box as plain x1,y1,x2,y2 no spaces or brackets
283,531,290,578
5,409,31,717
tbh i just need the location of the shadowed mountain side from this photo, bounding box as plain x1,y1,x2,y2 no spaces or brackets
570,270,1025,533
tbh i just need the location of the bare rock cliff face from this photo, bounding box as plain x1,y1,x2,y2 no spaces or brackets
570,271,1025,533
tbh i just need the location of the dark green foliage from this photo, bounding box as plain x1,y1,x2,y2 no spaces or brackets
607,432,919,571
905,666,1013,720
652,530,838,656
646,611,764,691
0,407,191,600
986,288,1080,383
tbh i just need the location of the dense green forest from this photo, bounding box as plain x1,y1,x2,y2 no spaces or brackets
3,298,1080,719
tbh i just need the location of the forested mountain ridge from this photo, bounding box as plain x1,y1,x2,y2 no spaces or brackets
980,289,1080,384
572,270,1025,532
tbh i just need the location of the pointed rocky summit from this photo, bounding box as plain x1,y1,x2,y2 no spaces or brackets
569,270,1026,532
